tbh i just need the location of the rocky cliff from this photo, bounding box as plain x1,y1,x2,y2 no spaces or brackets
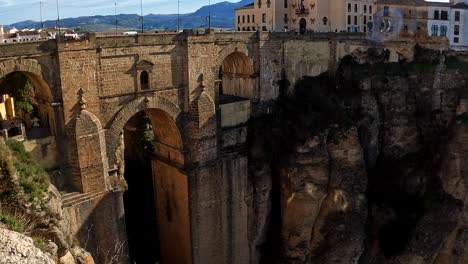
248,46,468,264
0,139,94,264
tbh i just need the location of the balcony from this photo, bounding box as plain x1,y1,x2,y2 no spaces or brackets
296,8,309,15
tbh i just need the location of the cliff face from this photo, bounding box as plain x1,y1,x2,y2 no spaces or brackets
248,47,468,264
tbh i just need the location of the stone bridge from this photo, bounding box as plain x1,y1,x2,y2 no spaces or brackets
0,31,403,263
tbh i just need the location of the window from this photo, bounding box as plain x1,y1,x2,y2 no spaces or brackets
258,0,262,8
369,15,372,21
348,3,351,12
384,6,389,16
242,27,245,31
364,5,367,14
242,15,245,23
455,11,460,22
370,6,372,14
262,26,267,31
441,11,448,20
348,15,351,25
237,16,240,24
434,10,439,20
431,24,439,36
354,16,358,25
323,17,328,25
284,0,288,9
454,37,459,43
247,15,250,23
262,13,266,23
440,25,448,36
140,71,149,90
455,25,460,35
237,27,240,31
267,0,271,8
253,15,255,23
364,16,367,25
354,4,358,13
284,14,288,23
247,27,250,31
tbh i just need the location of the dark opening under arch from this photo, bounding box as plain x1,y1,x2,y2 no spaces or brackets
123,108,191,264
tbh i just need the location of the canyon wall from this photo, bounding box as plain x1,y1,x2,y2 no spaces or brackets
247,46,468,264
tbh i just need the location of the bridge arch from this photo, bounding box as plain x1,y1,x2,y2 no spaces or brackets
0,59,57,145
113,101,190,264
218,51,255,99
106,96,182,168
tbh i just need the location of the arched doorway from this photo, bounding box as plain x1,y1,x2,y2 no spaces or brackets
122,108,191,264
219,51,254,99
300,18,307,34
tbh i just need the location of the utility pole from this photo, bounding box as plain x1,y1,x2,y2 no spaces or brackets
115,2,118,35
140,0,144,33
177,0,180,31
39,1,44,29
208,0,211,30
56,0,61,37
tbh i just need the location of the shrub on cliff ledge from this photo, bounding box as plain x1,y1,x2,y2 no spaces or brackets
6,140,49,201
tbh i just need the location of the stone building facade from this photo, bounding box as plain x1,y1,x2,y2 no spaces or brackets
236,0,374,33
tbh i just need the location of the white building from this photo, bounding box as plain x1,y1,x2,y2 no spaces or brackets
427,2,451,37
0,30,43,44
0,25,3,35
449,1,468,48
426,0,468,49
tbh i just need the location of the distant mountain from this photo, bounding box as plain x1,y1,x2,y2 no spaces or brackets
7,0,253,31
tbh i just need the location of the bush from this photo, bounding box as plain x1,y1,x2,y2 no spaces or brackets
0,214,24,233
6,140,49,201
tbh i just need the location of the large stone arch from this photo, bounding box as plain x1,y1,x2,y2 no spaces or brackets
216,47,256,99
106,95,182,169
215,44,251,70
0,59,53,97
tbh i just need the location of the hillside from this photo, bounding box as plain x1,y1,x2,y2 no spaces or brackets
7,0,253,31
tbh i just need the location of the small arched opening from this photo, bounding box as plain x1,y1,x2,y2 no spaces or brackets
122,108,191,264
300,18,307,34
0,71,55,139
219,51,254,99
140,70,150,90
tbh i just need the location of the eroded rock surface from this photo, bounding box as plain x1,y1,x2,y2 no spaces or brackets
0,228,55,264
248,47,468,264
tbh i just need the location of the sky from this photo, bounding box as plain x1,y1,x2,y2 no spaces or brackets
0,0,239,25
0,0,450,25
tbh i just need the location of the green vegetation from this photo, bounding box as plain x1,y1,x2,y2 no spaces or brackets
33,237,47,252
0,214,24,233
0,140,15,178
0,72,37,114
6,140,49,201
